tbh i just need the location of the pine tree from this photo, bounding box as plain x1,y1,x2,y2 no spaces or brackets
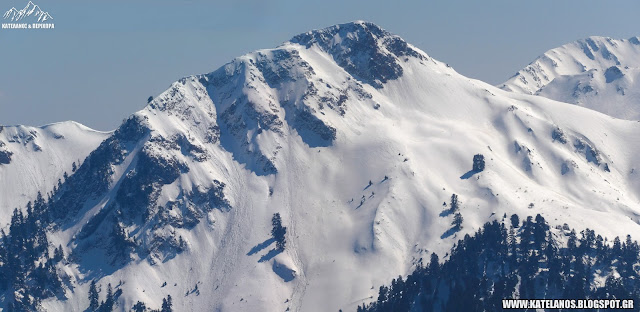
100,283,114,312
473,154,485,172
271,213,287,251
131,301,147,312
161,294,173,312
510,214,519,228
428,252,439,274
450,194,459,212
53,245,64,262
89,280,99,311
132,301,146,312
452,213,463,230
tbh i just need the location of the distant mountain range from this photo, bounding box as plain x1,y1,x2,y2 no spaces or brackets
3,1,53,22
500,36,640,120
1,22,639,312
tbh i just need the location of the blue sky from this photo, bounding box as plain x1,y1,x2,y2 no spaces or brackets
1,0,639,130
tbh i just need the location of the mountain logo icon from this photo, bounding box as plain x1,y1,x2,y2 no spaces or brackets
3,1,53,22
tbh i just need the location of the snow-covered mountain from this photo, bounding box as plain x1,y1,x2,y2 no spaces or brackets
0,121,109,226
500,36,640,120
4,22,640,311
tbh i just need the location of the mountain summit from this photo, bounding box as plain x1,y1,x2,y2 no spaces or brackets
500,36,640,120
289,21,427,88
2,22,640,312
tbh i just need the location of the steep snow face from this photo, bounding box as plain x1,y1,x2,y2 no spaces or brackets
500,36,640,120
33,23,640,312
0,122,109,226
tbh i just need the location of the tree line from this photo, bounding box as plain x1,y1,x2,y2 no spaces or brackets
360,214,640,311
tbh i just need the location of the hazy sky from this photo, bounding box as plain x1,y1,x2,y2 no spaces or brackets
1,0,639,130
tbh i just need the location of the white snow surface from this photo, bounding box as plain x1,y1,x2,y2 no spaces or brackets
6,22,638,311
0,121,110,226
500,36,640,120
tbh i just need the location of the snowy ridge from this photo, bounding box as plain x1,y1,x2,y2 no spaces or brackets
3,22,640,312
0,121,109,227
500,36,640,120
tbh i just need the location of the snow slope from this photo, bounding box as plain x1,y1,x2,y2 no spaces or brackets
0,121,110,226
18,22,640,312
500,36,640,120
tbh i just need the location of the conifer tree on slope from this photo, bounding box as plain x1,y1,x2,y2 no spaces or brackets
271,213,287,251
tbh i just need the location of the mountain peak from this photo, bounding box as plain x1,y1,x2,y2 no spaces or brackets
291,20,390,44
500,35,640,120
7,22,640,312
289,21,426,88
